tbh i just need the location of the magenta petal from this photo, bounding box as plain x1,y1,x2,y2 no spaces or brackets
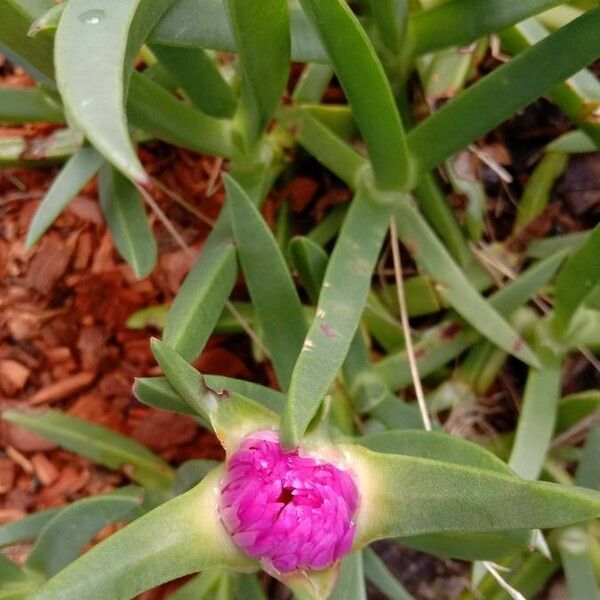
218,431,358,572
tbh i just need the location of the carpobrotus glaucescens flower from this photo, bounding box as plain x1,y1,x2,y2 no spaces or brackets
218,431,359,573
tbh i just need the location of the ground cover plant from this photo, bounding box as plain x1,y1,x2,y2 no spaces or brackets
0,0,600,598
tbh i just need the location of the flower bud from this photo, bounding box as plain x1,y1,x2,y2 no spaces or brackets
219,431,359,573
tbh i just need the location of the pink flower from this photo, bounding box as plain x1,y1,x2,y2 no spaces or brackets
219,431,359,573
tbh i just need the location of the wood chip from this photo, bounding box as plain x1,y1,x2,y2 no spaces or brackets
0,458,16,494
2,418,58,453
31,453,58,486
24,234,72,294
6,446,34,474
0,509,26,525
45,346,72,364
0,359,30,395
29,371,96,405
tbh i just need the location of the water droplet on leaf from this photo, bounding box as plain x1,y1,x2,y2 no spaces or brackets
78,9,106,25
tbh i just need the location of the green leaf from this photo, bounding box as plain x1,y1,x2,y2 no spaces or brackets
298,0,412,190
292,63,333,104
151,45,237,119
394,200,540,367
162,222,237,362
172,460,220,495
282,179,393,446
290,236,331,304
576,427,600,490
0,508,60,549
25,147,104,250
508,358,563,480
345,444,600,547
363,548,414,600
329,552,366,600
27,2,65,37
413,173,472,267
0,87,64,124
170,570,223,600
0,0,55,79
515,151,569,228
556,390,600,435
128,72,235,158
409,0,562,57
407,8,600,174
3,410,174,490
26,487,143,578
98,164,157,278
364,0,407,54
55,0,177,183
150,339,212,420
290,107,367,189
546,130,597,154
150,339,277,451
151,0,327,64
552,223,600,335
501,18,600,146
559,527,600,600
31,468,254,600
375,250,567,390
227,0,290,142
0,555,40,600
0,128,83,167
134,375,285,418
227,175,307,389
359,431,530,560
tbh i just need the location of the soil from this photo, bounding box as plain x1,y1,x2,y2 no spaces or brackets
1,53,599,599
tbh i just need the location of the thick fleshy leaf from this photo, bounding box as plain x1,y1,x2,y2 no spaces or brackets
26,487,143,578
508,357,563,480
227,175,306,389
0,128,83,167
0,555,41,600
150,339,277,451
298,0,412,190
359,431,530,560
25,147,104,250
501,18,600,146
172,460,221,495
98,164,157,278
0,0,55,79
394,199,540,367
556,390,600,435
282,179,393,446
407,8,600,173
27,2,65,37
344,444,600,547
134,375,285,418
374,250,567,390
151,0,326,63
291,107,367,189
55,0,177,183
169,570,223,600
364,0,407,54
31,468,255,600
329,552,366,600
552,223,600,336
151,45,237,119
281,567,340,600
0,87,64,124
3,410,174,489
408,0,562,56
227,0,289,141
128,72,234,158
363,548,414,600
0,508,60,548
